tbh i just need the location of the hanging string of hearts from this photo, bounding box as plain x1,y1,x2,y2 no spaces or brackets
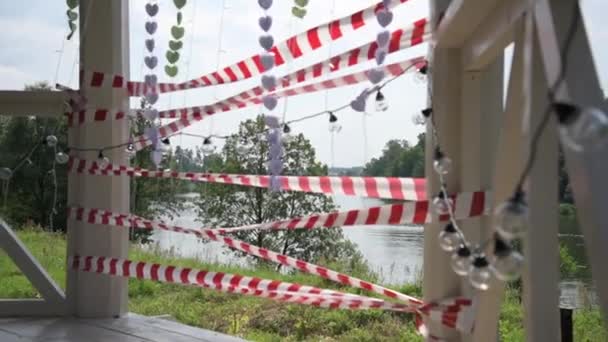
166,0,187,77
66,0,79,40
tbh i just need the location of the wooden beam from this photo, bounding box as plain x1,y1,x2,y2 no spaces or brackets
0,218,66,306
0,300,68,317
461,0,528,71
534,0,608,322
434,0,501,48
0,91,67,117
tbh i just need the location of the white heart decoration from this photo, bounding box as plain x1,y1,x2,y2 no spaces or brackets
146,92,159,105
259,35,274,51
144,56,158,69
259,16,273,32
145,74,158,88
377,30,390,47
145,39,155,53
375,49,387,65
258,0,273,10
145,3,159,17
263,95,278,110
264,115,280,128
150,150,163,167
261,53,275,71
144,108,159,121
350,97,366,112
376,10,393,28
261,75,277,90
368,68,385,84
145,21,157,35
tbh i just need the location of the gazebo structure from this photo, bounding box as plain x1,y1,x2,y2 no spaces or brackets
1,0,607,341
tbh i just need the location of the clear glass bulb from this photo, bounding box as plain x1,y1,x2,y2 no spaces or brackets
0,167,12,180
469,256,492,290
202,143,215,154
329,122,342,133
494,196,528,240
438,224,461,252
98,157,110,169
46,135,58,147
559,107,608,152
432,196,452,215
125,144,137,159
491,250,524,281
375,91,389,112
451,246,472,276
433,156,452,175
55,152,70,164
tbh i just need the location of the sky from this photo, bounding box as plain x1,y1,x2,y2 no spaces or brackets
1,0,607,168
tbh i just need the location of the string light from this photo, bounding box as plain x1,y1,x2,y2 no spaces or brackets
433,147,452,175
375,90,388,112
328,112,341,133
45,135,58,148
438,223,462,252
490,236,524,281
55,152,70,164
494,190,528,240
451,245,472,276
202,137,214,154
553,102,608,152
432,192,452,215
468,255,491,290
97,151,110,169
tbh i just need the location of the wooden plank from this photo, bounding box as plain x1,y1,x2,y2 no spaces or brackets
0,218,66,306
0,91,67,117
434,0,501,48
0,300,68,317
534,0,608,322
461,0,528,70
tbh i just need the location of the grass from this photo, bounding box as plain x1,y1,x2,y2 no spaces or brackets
1,227,606,341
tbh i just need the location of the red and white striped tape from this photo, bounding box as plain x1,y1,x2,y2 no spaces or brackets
131,57,423,150
68,157,427,201
69,255,410,312
79,0,411,96
66,109,132,127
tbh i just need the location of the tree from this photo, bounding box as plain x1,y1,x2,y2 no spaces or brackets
195,116,362,266
363,133,425,178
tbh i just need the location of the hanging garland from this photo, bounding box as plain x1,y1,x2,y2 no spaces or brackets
66,0,79,40
291,0,309,19
165,0,187,77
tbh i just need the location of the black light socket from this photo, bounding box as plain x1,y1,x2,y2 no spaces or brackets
553,102,580,125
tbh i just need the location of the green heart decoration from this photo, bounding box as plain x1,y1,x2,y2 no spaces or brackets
171,26,185,39
177,12,183,25
66,0,78,9
165,65,179,77
169,40,183,50
295,0,308,6
65,0,79,40
166,50,180,64
291,6,307,19
67,10,78,20
173,0,187,9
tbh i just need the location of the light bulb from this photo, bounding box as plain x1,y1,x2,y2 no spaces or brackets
432,194,452,215
98,156,110,169
0,167,12,180
283,124,292,134
328,112,341,132
451,245,472,276
438,223,461,252
55,152,70,164
469,255,492,290
375,91,388,112
490,238,524,281
202,138,214,154
433,148,452,175
236,145,249,154
45,135,58,147
555,103,608,152
494,192,528,240
125,144,137,159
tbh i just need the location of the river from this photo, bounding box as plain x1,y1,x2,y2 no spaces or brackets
150,194,596,308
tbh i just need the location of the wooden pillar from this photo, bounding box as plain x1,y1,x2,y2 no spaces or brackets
423,0,462,339
66,0,130,318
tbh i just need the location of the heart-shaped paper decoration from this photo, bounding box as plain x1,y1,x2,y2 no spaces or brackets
350,97,367,112
377,30,390,47
261,75,277,90
67,0,78,9
368,68,385,84
145,21,157,35
169,40,183,50
261,53,275,71
145,127,159,147
258,0,273,10
259,16,273,32
144,108,159,121
173,0,187,10
144,56,158,69
150,150,163,168
291,7,307,19
146,92,159,105
264,115,280,128
166,50,180,64
295,0,309,6
171,26,185,39
269,158,283,175
267,129,280,144
269,176,281,192
259,35,274,51
382,0,391,9
376,10,393,28
145,39,155,53
67,10,78,20
270,144,283,158
145,74,158,88
165,65,178,77
263,95,278,110
375,49,387,65
145,3,159,17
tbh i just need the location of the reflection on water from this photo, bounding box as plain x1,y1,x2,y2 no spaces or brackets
150,194,596,307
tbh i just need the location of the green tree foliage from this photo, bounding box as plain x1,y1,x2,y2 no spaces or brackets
195,116,364,267
363,133,425,177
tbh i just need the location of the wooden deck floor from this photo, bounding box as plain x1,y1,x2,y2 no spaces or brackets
0,313,246,341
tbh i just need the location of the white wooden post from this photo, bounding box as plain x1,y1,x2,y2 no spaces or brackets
65,0,130,318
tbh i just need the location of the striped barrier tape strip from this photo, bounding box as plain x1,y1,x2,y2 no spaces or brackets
79,0,411,96
69,255,410,312
131,57,423,151
68,157,427,201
